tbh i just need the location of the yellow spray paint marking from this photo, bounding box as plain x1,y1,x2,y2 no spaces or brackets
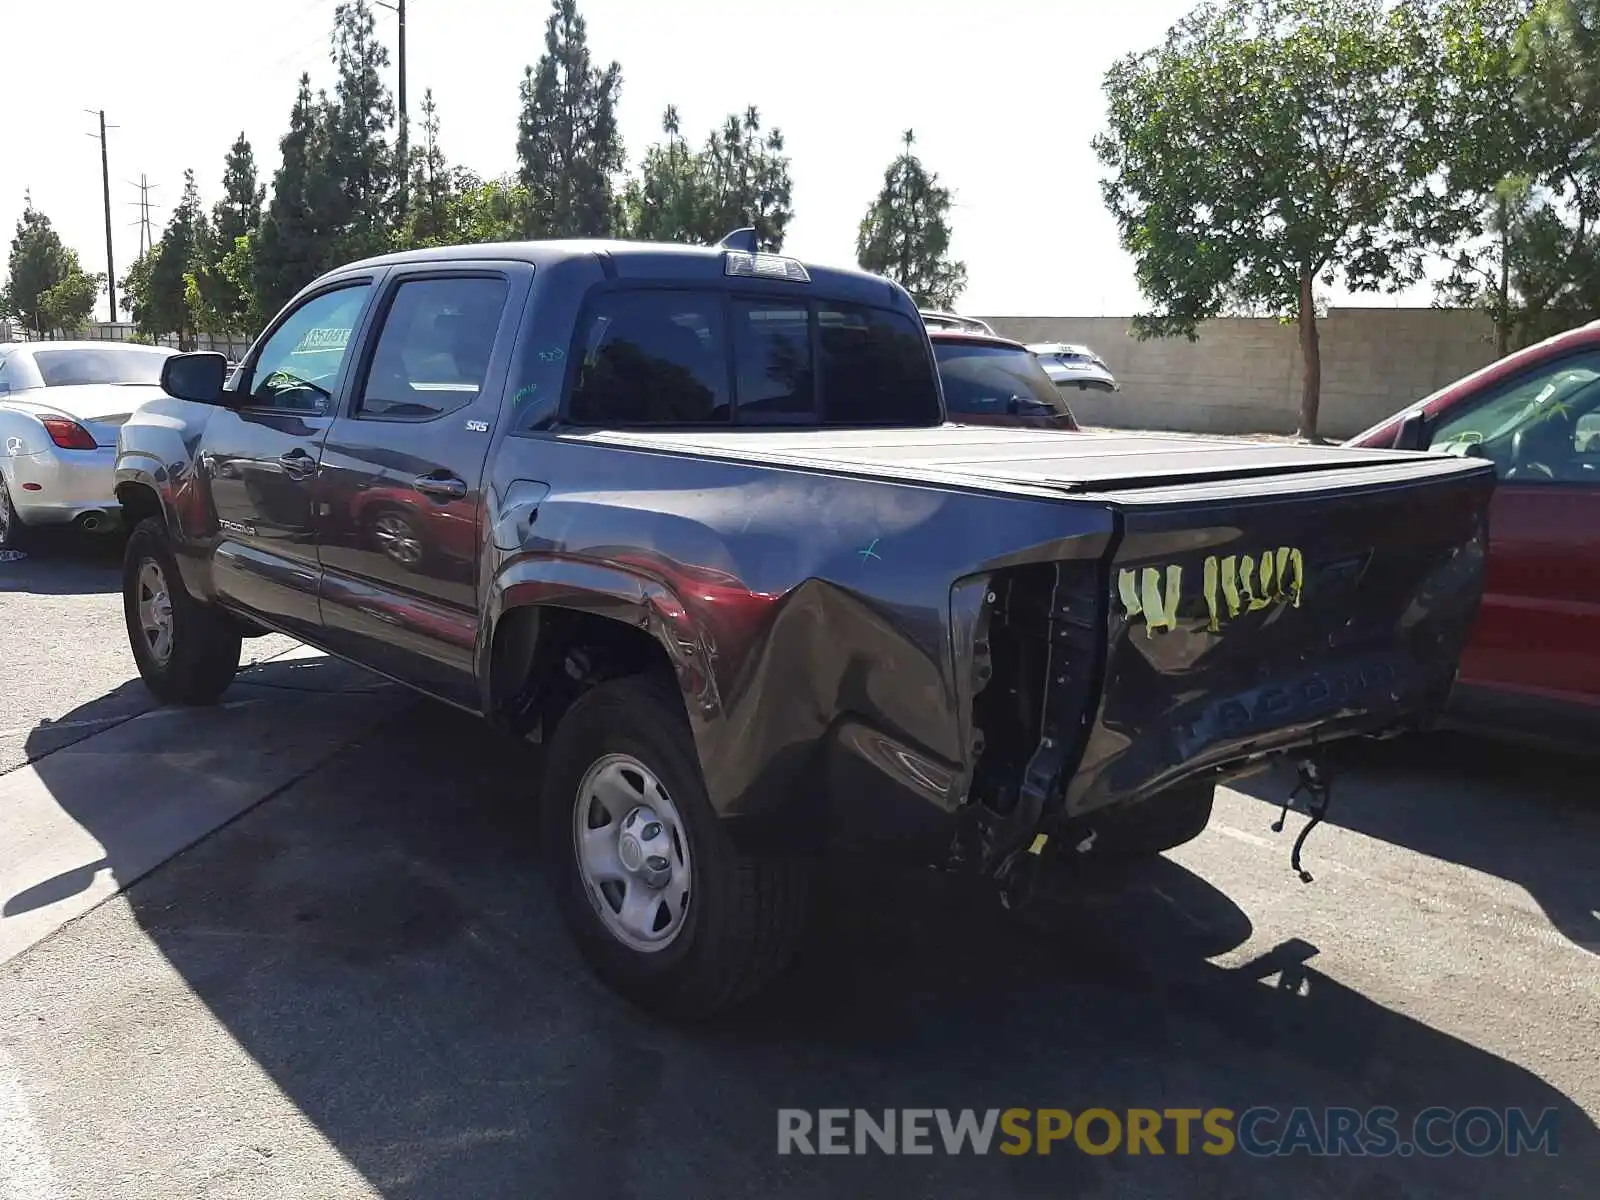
1220,555,1241,618
1137,565,1182,636
1118,569,1142,619
1202,556,1220,632
1280,546,1304,607
1119,547,1305,635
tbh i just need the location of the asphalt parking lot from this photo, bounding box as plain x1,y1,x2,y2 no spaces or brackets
1,532,1597,1199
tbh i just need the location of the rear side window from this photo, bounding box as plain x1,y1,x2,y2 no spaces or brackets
568,290,728,425
934,342,1078,427
560,290,939,427
359,276,510,419
731,300,813,420
818,304,939,425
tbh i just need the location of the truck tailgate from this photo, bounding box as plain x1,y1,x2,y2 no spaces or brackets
1058,453,1495,820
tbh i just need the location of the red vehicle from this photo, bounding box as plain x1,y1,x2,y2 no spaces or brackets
1350,321,1600,739
928,329,1079,431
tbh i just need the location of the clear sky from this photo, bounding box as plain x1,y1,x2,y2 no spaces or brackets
0,0,1429,322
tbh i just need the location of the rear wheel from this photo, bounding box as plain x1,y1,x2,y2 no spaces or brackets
0,473,26,552
123,517,242,705
1086,782,1216,858
541,674,809,1018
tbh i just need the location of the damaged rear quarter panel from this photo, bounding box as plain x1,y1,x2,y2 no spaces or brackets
483,434,1114,839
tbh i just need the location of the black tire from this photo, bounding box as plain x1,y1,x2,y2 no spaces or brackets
0,473,27,552
123,516,242,705
541,674,809,1018
1087,782,1216,858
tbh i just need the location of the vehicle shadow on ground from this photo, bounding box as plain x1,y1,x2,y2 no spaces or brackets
1229,731,1600,956
8,656,405,925
0,526,123,595
13,693,1592,1199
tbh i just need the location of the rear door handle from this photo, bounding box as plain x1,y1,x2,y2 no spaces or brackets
413,474,468,499
278,450,316,479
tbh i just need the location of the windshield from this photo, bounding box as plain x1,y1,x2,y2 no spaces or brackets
32,347,170,387
934,342,1078,425
1430,362,1600,459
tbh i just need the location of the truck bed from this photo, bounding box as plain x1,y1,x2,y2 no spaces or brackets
576,425,1487,501
568,422,1494,856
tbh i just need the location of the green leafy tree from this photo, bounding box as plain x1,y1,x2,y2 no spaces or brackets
1095,0,1443,440
448,173,531,242
1427,0,1541,353
856,130,967,308
516,0,625,237
2,197,77,333
327,0,398,260
1483,0,1600,342
700,106,792,250
36,259,102,334
622,106,711,242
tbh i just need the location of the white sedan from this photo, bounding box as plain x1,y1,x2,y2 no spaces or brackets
1027,342,1119,394
0,341,177,550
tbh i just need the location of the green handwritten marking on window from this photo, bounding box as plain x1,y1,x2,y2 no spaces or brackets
1119,546,1304,637
538,347,565,363
512,383,538,405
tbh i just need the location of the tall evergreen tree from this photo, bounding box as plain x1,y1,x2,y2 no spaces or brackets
700,106,792,250
856,130,966,308
214,133,265,249
144,169,210,348
251,74,340,325
191,132,266,334
401,88,456,247
2,197,77,333
328,0,397,260
516,0,625,237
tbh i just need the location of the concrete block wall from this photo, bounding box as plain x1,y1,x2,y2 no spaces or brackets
978,307,1501,439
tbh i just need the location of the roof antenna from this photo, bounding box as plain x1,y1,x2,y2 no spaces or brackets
717,227,759,253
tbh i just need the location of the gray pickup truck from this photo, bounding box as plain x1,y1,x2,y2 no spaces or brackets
115,236,1493,1016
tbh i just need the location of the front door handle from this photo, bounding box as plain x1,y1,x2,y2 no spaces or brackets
413,474,468,500
278,450,316,479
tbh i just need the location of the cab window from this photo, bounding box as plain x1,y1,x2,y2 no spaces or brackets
246,284,371,412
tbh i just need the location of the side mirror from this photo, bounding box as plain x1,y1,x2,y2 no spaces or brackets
1392,410,1431,452
160,352,230,404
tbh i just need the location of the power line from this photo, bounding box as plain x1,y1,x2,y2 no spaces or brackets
85,110,118,322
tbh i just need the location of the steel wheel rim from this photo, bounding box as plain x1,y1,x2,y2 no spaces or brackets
373,513,423,566
136,560,175,666
573,753,693,953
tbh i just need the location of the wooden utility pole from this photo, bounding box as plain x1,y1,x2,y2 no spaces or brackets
379,0,408,216
86,110,118,321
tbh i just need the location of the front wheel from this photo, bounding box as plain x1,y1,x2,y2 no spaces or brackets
123,517,242,705
541,674,809,1018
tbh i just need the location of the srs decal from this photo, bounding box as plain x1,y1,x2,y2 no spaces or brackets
1118,547,1305,636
